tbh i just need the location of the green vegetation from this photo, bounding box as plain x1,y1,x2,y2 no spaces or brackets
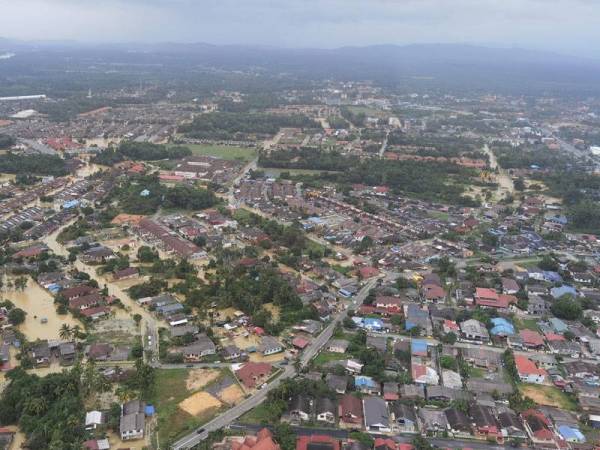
313,351,347,366
551,296,582,320
178,112,317,140
261,147,483,205
0,133,16,149
92,141,192,165
174,143,257,162
518,384,577,411
0,153,68,176
0,368,86,449
112,173,218,214
149,369,224,447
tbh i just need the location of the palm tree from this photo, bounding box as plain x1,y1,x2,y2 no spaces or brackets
71,324,83,340
59,324,72,341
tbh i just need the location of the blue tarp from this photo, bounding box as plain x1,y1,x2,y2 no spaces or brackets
490,317,515,336
558,425,585,443
411,339,428,355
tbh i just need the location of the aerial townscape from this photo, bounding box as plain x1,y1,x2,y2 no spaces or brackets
2,10,600,450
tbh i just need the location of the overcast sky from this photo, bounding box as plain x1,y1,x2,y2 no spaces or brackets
1,0,599,57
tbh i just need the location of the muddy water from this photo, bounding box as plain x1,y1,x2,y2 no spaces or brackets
2,277,82,341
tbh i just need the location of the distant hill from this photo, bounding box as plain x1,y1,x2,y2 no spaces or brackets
1,39,600,95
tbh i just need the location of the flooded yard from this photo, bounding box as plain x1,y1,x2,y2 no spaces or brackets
2,276,82,341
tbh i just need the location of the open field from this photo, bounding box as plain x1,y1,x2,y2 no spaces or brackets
519,384,577,410
514,317,540,332
150,368,226,447
186,368,221,391
173,143,257,162
313,351,346,366
179,391,222,416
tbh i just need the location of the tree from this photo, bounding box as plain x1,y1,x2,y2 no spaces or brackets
551,296,582,320
539,255,558,272
8,308,26,325
441,332,457,345
59,324,72,340
133,314,142,326
13,276,28,291
412,436,434,450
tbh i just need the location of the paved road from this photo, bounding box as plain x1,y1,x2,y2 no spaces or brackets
171,279,377,449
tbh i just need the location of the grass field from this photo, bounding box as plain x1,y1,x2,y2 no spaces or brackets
515,317,540,331
172,143,257,162
519,384,577,410
313,351,346,366
150,368,226,447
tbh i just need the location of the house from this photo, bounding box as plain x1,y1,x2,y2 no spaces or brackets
327,339,349,353
236,362,272,389
518,329,544,349
515,355,547,384
59,342,76,365
59,284,97,301
182,334,216,361
85,410,106,430
366,335,387,354
557,425,586,443
214,428,280,450
289,395,312,422
382,382,399,401
258,336,283,356
501,277,520,295
222,345,244,361
522,410,554,445
550,285,577,300
120,412,145,441
527,295,549,315
363,396,391,433
326,374,348,394
497,411,527,440
441,370,462,390
418,408,448,434
461,347,501,369
316,397,337,424
422,284,446,303
490,317,515,337
442,319,460,334
81,246,115,264
120,400,145,441
31,340,50,367
445,407,472,436
460,319,489,342
355,376,380,395
470,404,500,440
400,384,425,400
296,435,340,450
390,402,417,433
474,287,516,310
113,267,139,281
466,379,513,396
427,386,470,402
339,394,363,429
83,438,110,450
86,343,113,361
411,363,439,385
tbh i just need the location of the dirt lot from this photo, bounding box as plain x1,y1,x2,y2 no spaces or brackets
185,369,221,391
178,391,222,416
217,383,245,405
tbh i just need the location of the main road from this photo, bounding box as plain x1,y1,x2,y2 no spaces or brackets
171,278,378,449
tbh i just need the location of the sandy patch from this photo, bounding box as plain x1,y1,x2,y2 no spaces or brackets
264,303,280,321
217,383,244,405
185,369,221,391
178,391,222,416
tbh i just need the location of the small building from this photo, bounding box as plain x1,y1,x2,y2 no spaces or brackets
363,396,391,433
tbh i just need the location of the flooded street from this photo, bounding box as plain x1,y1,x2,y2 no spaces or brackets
2,277,82,341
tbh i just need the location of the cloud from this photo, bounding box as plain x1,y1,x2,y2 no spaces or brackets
0,0,598,56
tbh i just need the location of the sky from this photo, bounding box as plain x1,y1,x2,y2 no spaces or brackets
1,0,599,57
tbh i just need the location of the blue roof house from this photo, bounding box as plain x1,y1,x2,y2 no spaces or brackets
490,317,515,336
558,425,585,443
551,285,577,299
354,375,379,394
549,318,569,334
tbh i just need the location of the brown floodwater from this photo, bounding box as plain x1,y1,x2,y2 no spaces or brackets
2,277,82,341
